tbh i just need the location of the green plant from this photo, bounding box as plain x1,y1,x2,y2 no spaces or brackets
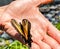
55,22,60,30
0,40,29,49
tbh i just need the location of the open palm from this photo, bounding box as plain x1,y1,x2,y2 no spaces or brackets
0,0,60,49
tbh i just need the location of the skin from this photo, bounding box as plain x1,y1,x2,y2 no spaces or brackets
0,0,60,49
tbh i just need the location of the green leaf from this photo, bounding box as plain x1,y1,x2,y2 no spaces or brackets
5,40,29,49
55,22,60,30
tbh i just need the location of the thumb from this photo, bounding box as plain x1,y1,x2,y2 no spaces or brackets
5,0,53,14
32,0,53,6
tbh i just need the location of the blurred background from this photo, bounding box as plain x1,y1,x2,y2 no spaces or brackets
0,0,60,49
39,0,60,24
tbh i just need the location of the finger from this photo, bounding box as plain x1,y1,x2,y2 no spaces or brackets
37,12,60,43
43,35,60,49
32,36,51,49
31,42,40,49
39,0,53,5
30,24,51,49
34,0,53,6
5,0,53,17
4,0,35,18
47,23,60,43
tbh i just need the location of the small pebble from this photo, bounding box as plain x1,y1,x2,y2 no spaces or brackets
1,32,12,39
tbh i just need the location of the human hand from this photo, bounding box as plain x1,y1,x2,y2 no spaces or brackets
1,0,60,49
